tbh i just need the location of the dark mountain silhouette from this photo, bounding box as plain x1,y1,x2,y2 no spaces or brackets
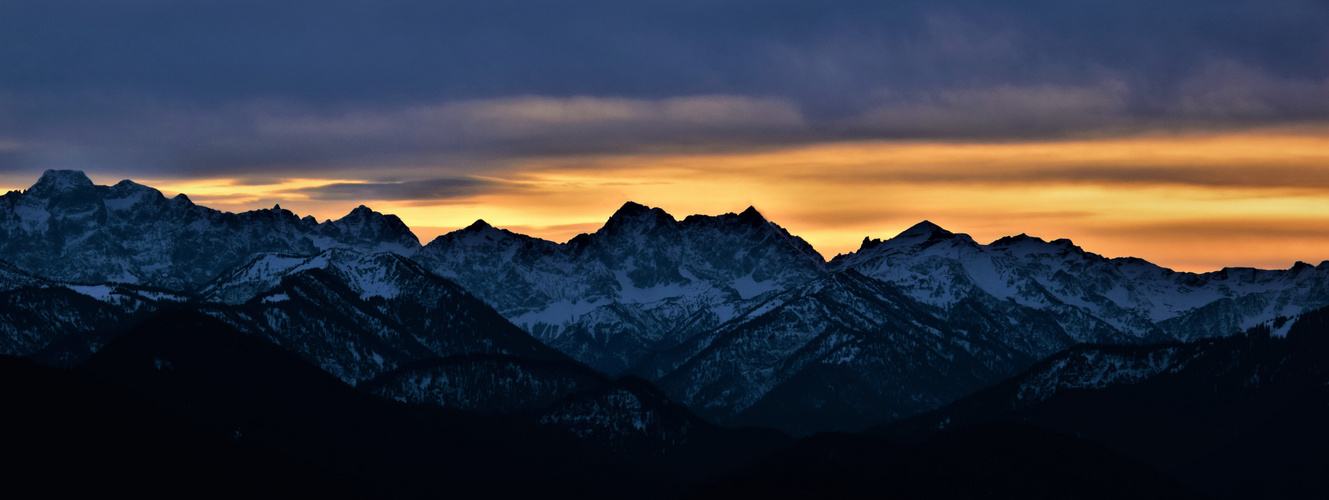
698,425,1194,500
73,310,658,498
21,308,1200,498
866,307,1329,498
1,354,357,498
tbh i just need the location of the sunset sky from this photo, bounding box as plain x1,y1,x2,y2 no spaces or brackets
2,1,1327,271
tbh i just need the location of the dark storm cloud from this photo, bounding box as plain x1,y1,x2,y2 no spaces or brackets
0,0,1326,181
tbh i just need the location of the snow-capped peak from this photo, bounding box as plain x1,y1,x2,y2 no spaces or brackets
27,169,95,197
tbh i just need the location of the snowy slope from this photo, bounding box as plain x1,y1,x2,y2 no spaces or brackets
197,248,571,383
0,262,190,366
636,270,1084,434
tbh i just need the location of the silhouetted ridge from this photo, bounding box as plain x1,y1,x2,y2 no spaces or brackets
896,220,951,239
335,204,397,224
737,205,766,224
324,204,421,248
610,201,653,219
1046,237,1076,249
464,219,494,232
601,201,676,233
427,218,532,248
991,233,1041,246
112,179,148,190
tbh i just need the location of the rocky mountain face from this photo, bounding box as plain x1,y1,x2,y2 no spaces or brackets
415,201,826,375
0,170,419,290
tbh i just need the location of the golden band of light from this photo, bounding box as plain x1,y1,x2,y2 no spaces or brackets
9,127,1328,273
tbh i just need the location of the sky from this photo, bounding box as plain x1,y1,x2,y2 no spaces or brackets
2,0,1327,271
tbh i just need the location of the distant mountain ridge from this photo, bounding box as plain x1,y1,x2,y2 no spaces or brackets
833,220,1329,343
0,170,419,289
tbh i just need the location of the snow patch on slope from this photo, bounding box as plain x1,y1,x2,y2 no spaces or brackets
67,284,116,302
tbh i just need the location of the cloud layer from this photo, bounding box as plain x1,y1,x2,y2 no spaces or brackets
1,1,1326,180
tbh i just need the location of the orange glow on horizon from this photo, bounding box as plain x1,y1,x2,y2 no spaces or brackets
6,127,1329,273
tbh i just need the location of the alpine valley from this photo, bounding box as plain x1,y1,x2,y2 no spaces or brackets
4,170,1326,498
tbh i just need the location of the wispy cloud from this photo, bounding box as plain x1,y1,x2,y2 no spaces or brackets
250,95,808,155
841,83,1133,138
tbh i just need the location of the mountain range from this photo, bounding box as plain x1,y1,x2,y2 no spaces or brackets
2,169,1327,497
5,170,1329,431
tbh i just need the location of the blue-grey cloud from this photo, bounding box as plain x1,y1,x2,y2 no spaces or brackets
287,177,501,201
0,0,1325,180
